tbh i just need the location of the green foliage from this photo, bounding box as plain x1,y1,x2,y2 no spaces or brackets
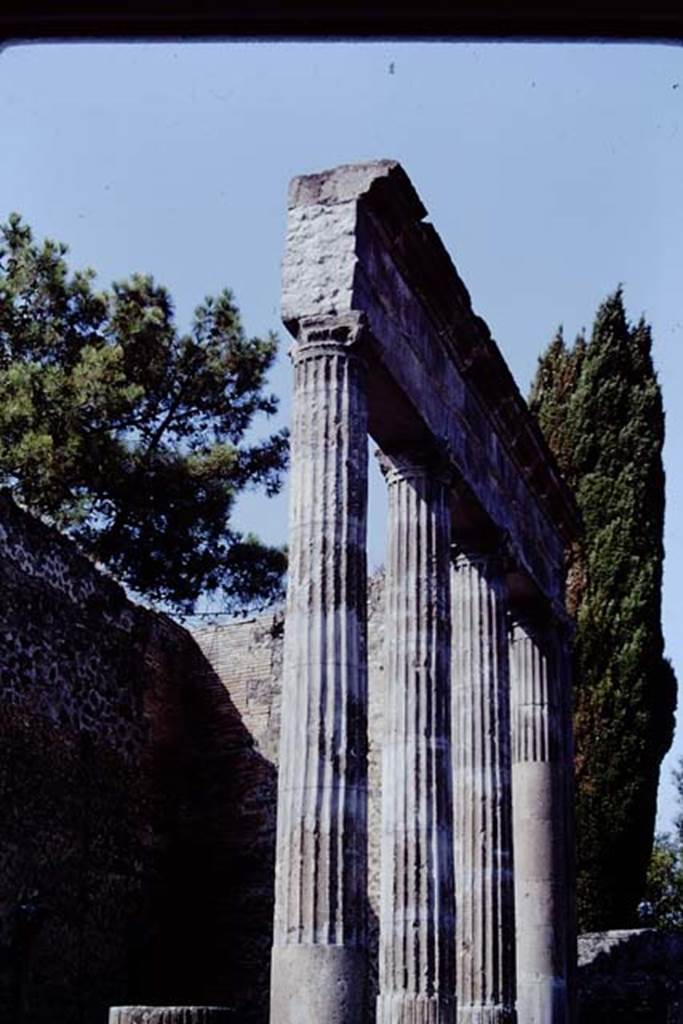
0,213,288,613
639,760,683,930
529,288,676,929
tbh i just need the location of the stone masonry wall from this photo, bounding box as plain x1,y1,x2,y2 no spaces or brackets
0,493,275,1024
578,930,683,1023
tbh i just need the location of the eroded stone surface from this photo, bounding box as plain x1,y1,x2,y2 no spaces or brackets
451,551,517,1024
376,456,455,1023
269,319,370,1023
109,1010,234,1024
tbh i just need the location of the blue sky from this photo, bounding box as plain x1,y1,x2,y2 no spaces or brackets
1,39,682,829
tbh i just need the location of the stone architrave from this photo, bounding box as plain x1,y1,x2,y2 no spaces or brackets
269,315,370,1024
509,614,572,1024
376,453,456,1024
451,550,517,1024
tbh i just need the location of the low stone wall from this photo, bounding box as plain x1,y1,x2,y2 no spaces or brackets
578,929,683,1023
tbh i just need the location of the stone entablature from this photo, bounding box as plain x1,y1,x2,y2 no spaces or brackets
282,160,579,611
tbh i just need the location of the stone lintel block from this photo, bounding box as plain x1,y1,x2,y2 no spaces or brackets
109,1009,234,1024
287,159,424,217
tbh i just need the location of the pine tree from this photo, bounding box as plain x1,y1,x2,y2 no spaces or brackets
529,289,677,929
0,213,289,614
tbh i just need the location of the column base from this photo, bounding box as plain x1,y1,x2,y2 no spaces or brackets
109,1010,234,1023
377,992,455,1023
456,1006,516,1024
270,944,365,1024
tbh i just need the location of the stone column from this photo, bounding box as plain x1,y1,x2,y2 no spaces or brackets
451,549,517,1024
376,453,455,1024
556,620,578,1024
270,315,369,1024
509,613,571,1024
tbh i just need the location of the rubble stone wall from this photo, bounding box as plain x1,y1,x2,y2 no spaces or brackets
578,929,683,1023
0,494,274,1024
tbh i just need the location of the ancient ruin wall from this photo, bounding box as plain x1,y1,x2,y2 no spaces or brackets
0,494,274,1024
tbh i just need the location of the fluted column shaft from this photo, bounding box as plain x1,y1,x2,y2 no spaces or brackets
376,455,455,1024
509,617,575,1024
510,615,572,1024
270,318,369,1024
451,551,517,1024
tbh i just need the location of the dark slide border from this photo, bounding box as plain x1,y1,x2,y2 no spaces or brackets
1,3,683,45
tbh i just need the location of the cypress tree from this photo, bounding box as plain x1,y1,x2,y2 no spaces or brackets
529,288,677,929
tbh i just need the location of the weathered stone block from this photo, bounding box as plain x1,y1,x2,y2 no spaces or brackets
109,1009,234,1024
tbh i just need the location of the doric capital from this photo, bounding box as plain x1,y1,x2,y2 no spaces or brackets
375,446,454,490
290,312,369,366
509,600,575,643
451,534,510,577
508,604,548,637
